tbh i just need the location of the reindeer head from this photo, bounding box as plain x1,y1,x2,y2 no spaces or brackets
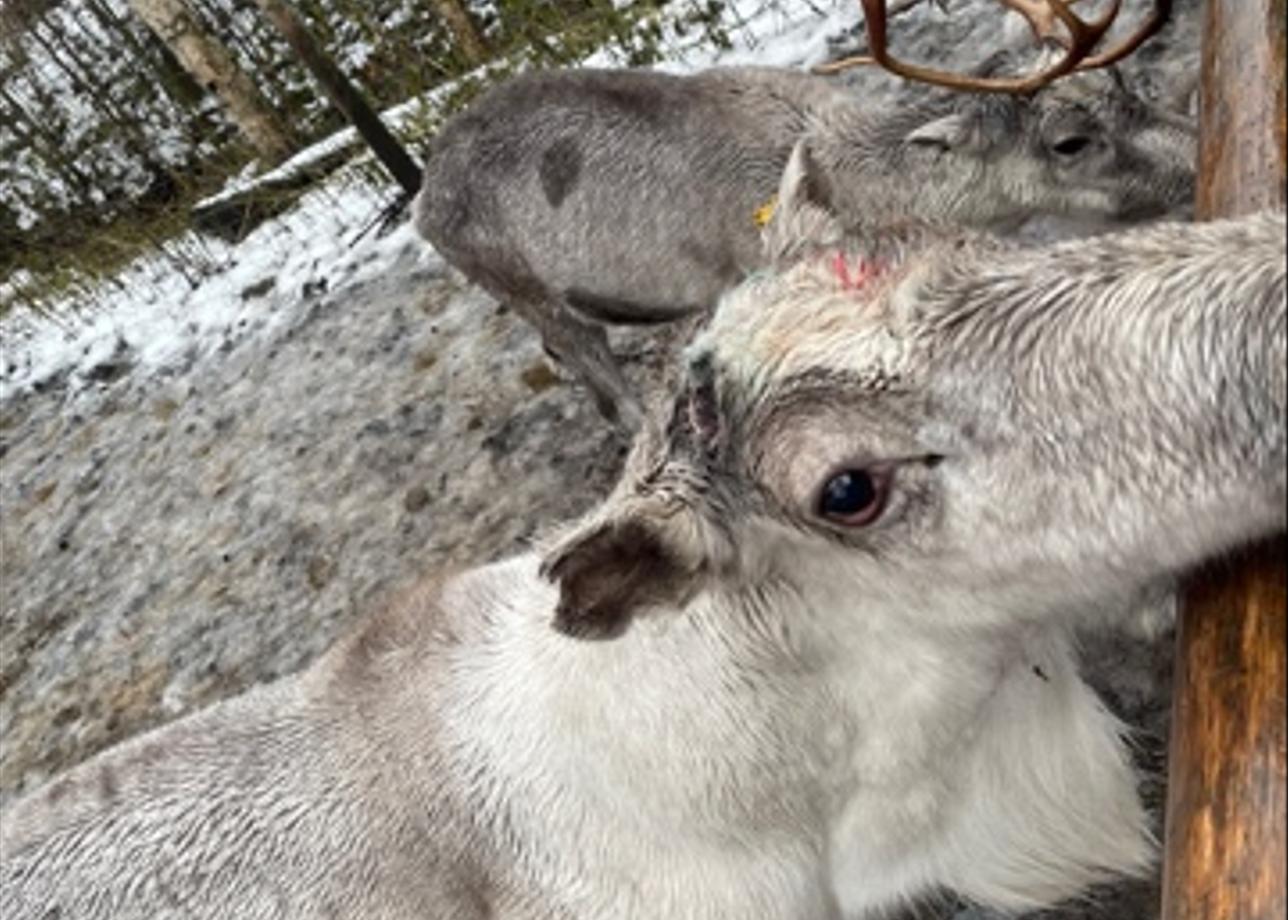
806,62,1195,234
542,159,1284,641
540,216,973,639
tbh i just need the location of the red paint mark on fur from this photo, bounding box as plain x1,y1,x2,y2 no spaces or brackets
830,252,881,291
831,252,853,288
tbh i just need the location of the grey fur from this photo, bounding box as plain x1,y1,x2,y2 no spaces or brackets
4,208,1281,920
413,65,1196,428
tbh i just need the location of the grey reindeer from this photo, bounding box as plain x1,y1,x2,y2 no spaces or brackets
412,64,1196,429
4,164,1282,919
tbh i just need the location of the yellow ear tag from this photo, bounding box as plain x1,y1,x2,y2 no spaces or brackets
753,195,778,228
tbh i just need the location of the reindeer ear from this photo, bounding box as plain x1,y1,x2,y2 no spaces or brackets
763,139,844,266
541,514,704,639
779,138,832,210
904,112,971,153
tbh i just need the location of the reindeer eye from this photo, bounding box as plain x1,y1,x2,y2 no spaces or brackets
1051,135,1093,157
817,469,888,527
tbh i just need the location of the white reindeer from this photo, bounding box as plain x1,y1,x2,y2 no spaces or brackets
2,168,1282,918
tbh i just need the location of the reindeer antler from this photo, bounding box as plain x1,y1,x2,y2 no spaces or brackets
998,0,1079,43
816,0,1172,93
1000,0,1173,69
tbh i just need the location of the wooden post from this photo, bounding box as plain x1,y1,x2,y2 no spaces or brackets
253,0,423,195
1160,2,1287,919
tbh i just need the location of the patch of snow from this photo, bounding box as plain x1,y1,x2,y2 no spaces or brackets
339,39,376,72
656,0,861,71
1,170,423,400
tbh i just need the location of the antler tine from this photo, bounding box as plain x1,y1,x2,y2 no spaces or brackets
1026,0,1172,73
1048,0,1122,59
827,0,1166,94
1076,0,1172,68
811,0,934,76
996,0,1080,45
856,0,1111,93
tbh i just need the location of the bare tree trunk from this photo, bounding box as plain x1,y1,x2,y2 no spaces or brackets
82,0,203,108
1160,2,1287,920
430,0,490,66
252,0,422,195
126,0,293,164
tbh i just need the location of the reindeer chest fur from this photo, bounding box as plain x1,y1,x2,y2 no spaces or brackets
435,556,1149,919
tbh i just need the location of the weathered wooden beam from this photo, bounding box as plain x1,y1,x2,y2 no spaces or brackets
1160,2,1287,919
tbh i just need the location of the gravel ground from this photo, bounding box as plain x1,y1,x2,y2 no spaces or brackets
0,244,659,801
0,1,1202,915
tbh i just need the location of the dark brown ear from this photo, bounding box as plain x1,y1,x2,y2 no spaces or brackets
541,518,700,639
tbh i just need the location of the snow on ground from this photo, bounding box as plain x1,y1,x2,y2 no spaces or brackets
0,0,864,403
1,176,420,401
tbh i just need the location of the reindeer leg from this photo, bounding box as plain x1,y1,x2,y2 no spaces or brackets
514,296,645,434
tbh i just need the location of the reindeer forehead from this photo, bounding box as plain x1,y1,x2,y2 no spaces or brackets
694,250,909,395
1037,70,1128,118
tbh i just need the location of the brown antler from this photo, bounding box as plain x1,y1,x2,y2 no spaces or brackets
1002,0,1173,68
816,0,1172,93
998,0,1079,42
1074,0,1172,69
